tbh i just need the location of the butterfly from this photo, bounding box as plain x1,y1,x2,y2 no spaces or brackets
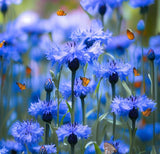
0,40,5,48
80,77,90,87
26,66,31,76
40,145,47,153
142,108,152,117
127,29,135,40
133,67,140,76
104,142,117,154
16,82,26,91
57,9,67,16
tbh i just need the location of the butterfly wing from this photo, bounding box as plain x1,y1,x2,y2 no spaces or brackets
142,108,151,117
80,77,90,87
16,82,26,90
57,9,67,16
104,142,117,154
127,29,135,40
26,66,31,76
133,67,140,76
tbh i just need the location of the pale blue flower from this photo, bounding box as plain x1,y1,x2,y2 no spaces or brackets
129,0,154,8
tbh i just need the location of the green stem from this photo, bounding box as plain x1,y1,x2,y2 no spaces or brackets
81,97,85,125
129,120,136,154
71,144,74,154
116,8,122,35
101,15,104,28
151,60,155,146
111,83,116,141
71,71,76,124
57,66,63,127
45,123,49,144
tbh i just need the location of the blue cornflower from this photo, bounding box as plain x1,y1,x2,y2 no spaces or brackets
0,140,25,153
33,145,57,154
137,19,145,31
10,120,44,144
0,147,8,154
94,60,132,82
107,0,127,9
106,137,129,154
136,123,160,142
80,0,108,16
111,95,156,117
46,39,103,67
60,77,96,99
28,99,70,123
105,35,134,56
56,123,91,142
71,20,112,47
129,0,154,8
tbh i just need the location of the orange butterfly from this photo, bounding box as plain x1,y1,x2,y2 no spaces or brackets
0,40,5,48
104,142,117,154
80,77,90,87
142,108,151,117
57,9,67,16
16,82,26,91
127,29,135,40
40,145,47,153
133,67,140,76
26,66,31,76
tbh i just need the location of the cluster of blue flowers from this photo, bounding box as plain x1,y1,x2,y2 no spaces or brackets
0,0,159,153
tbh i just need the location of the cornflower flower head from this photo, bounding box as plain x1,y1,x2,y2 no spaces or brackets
0,147,8,154
80,0,108,16
107,0,127,9
0,140,25,153
94,60,132,84
10,120,44,144
56,123,91,145
60,77,96,99
28,99,70,123
129,0,154,8
106,137,129,154
71,20,112,47
33,145,57,154
111,95,156,120
105,35,134,56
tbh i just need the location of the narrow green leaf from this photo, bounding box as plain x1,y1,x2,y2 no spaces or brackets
83,63,88,76
60,110,69,126
104,118,122,125
148,73,153,96
95,78,102,94
66,101,72,114
93,143,102,154
50,70,58,88
98,112,108,122
150,146,157,154
122,81,132,96
86,108,96,118
85,141,96,149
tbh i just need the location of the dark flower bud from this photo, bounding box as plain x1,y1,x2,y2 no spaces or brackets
11,150,17,154
147,49,155,61
42,112,53,123
44,78,53,92
129,107,138,121
67,133,78,146
140,6,148,14
1,2,8,15
40,145,47,154
99,5,107,16
84,38,95,49
109,72,118,85
68,58,79,72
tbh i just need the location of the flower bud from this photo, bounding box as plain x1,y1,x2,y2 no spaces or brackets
147,49,155,61
44,79,53,92
99,5,107,16
68,133,78,146
129,107,138,121
109,72,118,85
68,58,79,72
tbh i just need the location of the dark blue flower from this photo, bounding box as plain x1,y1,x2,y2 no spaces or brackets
0,0,22,6
56,123,91,142
106,35,134,56
137,19,145,31
10,120,44,144
60,77,96,98
71,20,112,46
129,0,154,8
94,60,132,81
0,147,8,154
0,140,25,152
28,99,71,123
111,95,156,117
33,145,57,154
106,137,129,154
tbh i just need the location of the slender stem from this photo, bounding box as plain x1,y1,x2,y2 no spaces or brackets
130,120,136,154
101,15,104,28
141,35,145,94
116,8,122,35
57,66,63,127
151,60,155,146
71,144,74,154
111,83,116,141
45,90,51,144
71,71,76,124
81,97,85,125
97,93,100,120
